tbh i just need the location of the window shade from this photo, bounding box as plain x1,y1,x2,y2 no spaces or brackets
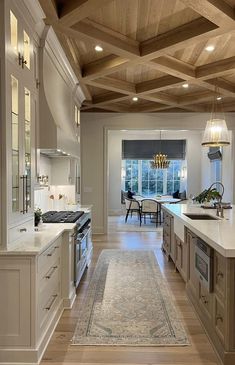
122,140,186,160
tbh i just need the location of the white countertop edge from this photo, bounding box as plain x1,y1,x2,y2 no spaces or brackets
162,204,235,258
0,223,77,256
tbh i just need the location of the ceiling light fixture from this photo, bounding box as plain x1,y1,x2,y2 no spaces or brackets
202,83,230,147
216,96,222,101
150,131,170,169
205,45,215,52
182,83,189,88
95,45,103,52
132,97,138,101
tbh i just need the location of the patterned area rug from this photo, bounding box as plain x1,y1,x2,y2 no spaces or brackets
72,250,189,346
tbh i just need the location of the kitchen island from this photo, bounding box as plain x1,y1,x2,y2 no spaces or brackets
0,206,92,365
162,203,235,365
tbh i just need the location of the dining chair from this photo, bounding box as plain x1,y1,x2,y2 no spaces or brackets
141,199,161,226
124,198,142,226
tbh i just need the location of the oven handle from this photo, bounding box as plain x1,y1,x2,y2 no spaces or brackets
75,227,91,243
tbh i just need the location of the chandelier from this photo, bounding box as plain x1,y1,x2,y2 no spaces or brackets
150,131,170,169
202,84,230,147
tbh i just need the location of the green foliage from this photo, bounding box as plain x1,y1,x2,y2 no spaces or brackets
193,188,222,204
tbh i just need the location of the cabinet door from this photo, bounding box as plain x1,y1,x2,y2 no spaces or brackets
187,230,199,297
175,234,187,282
7,2,35,88
0,258,31,346
8,70,35,225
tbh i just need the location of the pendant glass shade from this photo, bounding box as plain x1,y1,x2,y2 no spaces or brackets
201,118,230,147
202,83,230,147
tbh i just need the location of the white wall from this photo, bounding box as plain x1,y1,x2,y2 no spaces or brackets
81,112,235,234
108,130,202,215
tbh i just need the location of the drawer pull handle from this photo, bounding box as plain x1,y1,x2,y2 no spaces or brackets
47,246,59,257
45,266,58,279
44,294,58,311
177,242,182,247
20,228,27,232
217,271,224,279
216,315,223,323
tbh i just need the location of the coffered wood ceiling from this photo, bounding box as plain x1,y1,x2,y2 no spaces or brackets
39,0,235,112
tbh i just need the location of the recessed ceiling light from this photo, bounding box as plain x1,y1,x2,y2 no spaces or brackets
205,45,215,52
216,96,222,101
182,83,189,88
57,149,61,152
120,129,128,132
95,45,103,52
132,97,138,101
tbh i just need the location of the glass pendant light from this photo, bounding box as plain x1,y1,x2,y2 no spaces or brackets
202,84,230,147
150,131,170,169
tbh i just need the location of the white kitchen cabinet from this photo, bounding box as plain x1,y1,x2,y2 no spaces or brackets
0,257,31,347
1,0,40,246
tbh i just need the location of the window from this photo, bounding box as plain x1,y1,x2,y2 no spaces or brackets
122,159,183,196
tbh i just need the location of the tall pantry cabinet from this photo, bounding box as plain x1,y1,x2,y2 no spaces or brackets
0,0,44,248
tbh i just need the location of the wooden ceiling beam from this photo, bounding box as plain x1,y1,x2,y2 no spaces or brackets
149,56,195,79
49,20,140,59
141,18,218,58
82,55,129,80
39,0,58,20
86,77,136,95
196,56,235,80
58,0,114,27
180,0,235,28
136,76,184,94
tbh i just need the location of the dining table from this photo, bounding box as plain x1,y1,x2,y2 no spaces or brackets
134,196,182,204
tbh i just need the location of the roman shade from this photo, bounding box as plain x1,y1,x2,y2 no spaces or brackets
122,140,186,160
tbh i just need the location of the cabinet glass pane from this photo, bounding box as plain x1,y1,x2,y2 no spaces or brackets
24,88,31,210
10,11,18,54
23,31,30,69
11,76,19,212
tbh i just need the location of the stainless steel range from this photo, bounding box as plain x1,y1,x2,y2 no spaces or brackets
42,210,92,287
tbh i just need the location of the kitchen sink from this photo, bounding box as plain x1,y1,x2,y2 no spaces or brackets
183,213,219,220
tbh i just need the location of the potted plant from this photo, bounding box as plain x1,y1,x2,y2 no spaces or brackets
193,188,222,205
34,208,42,227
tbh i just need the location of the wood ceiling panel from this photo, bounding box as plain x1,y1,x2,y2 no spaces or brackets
110,64,166,83
41,0,235,112
87,0,200,42
170,33,235,66
72,38,112,66
164,84,206,96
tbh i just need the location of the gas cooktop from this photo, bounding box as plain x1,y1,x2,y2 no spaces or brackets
42,211,84,223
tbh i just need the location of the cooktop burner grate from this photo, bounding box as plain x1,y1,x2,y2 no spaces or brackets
42,211,84,223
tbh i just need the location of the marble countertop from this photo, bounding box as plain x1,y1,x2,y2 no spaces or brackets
163,203,235,257
0,223,76,256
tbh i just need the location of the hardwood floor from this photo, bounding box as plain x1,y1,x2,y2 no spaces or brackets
41,217,220,365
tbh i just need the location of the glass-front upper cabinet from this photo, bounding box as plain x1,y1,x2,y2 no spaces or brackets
9,72,35,223
8,6,34,86
11,75,19,213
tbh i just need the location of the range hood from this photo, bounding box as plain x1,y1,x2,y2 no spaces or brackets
39,27,85,158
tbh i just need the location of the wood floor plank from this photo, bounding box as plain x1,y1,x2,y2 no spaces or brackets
40,217,220,365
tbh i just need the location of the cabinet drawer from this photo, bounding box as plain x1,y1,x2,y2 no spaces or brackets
214,251,225,300
214,295,225,344
38,236,62,279
39,258,60,299
199,282,213,320
38,280,61,339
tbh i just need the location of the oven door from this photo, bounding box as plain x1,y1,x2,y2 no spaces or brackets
74,226,91,287
195,244,212,292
